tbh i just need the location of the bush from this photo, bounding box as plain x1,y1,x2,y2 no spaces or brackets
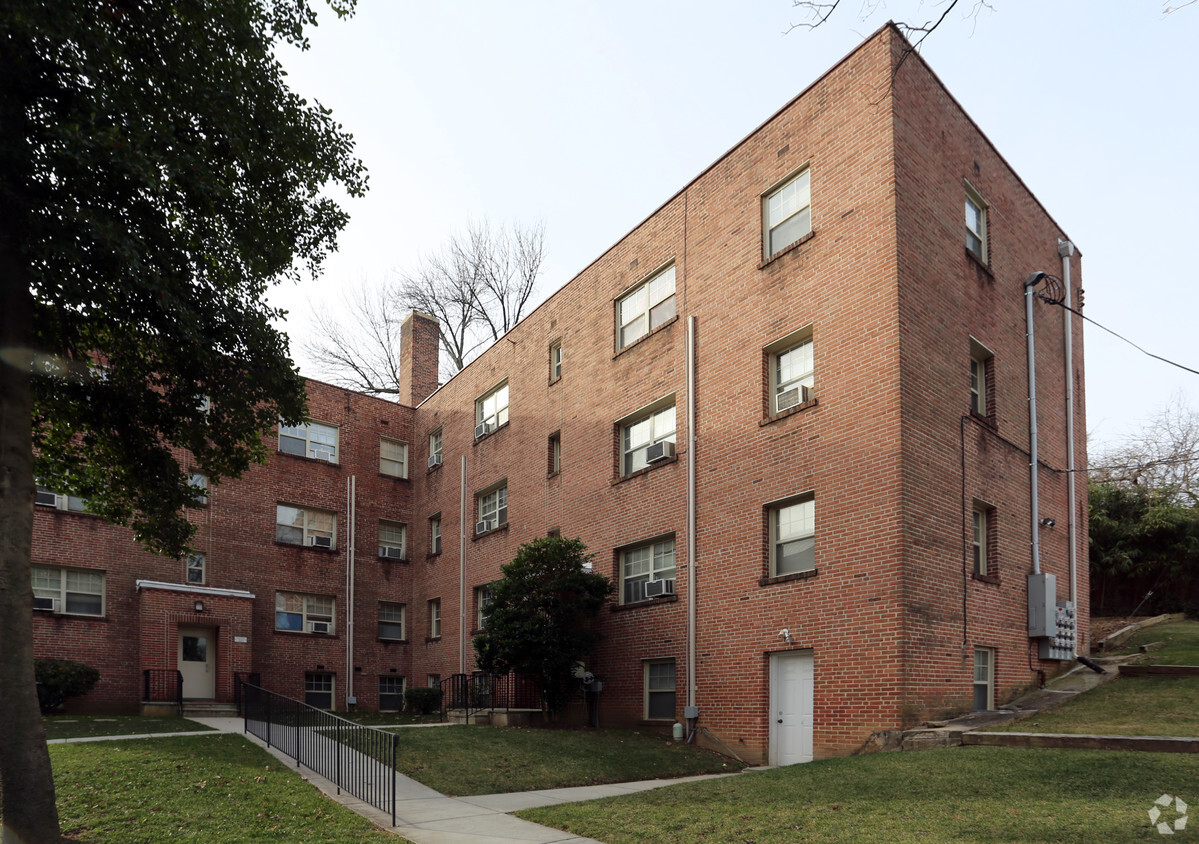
35,659,100,713
404,686,441,715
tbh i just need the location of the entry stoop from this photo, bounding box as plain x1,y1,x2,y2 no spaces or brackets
182,700,239,718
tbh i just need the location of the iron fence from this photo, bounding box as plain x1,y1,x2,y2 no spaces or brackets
143,669,183,715
241,682,398,826
440,672,541,721
232,672,260,715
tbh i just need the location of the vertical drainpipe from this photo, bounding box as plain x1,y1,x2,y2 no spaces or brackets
346,475,356,707
1058,240,1078,641
686,316,698,716
459,454,468,674
1024,273,1046,577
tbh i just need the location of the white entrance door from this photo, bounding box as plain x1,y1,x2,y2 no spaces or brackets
769,650,814,765
178,626,216,699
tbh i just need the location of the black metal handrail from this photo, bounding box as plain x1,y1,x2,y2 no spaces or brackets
440,672,542,721
232,672,260,715
241,682,398,826
143,669,183,716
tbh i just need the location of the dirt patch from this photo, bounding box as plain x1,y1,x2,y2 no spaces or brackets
1091,616,1157,641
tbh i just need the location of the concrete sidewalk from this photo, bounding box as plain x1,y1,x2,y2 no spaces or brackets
187,716,733,843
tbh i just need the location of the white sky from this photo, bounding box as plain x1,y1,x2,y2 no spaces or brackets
269,1,1199,456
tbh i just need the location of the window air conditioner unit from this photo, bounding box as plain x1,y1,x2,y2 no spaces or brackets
35,489,59,507
309,535,333,548
379,545,406,561
476,520,492,535
645,441,676,463
310,448,335,462
777,385,813,412
307,621,331,634
644,579,675,598
474,421,493,439
428,453,443,469
34,596,59,612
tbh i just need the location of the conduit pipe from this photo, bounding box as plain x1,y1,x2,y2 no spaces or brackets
1024,271,1048,576
346,475,357,708
1058,240,1079,635
459,454,468,674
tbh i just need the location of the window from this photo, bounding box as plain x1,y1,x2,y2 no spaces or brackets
428,429,443,468
617,264,676,349
622,404,676,476
767,330,814,414
379,676,405,711
764,168,811,258
427,674,441,689
378,520,407,560
770,495,815,577
548,432,561,475
429,515,442,555
549,340,562,381
35,485,88,513
474,586,491,630
186,552,205,585
969,340,993,418
965,183,987,263
378,602,406,640
276,504,336,548
972,501,996,577
188,472,208,506
476,484,508,534
32,566,104,616
973,647,994,711
428,599,441,639
278,420,339,462
275,591,335,633
622,538,676,604
380,438,408,478
305,672,334,709
644,659,676,720
475,382,509,438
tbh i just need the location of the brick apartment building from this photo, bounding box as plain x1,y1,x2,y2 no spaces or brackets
30,24,1087,764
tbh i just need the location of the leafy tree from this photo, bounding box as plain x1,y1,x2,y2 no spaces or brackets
0,2,365,841
473,537,614,716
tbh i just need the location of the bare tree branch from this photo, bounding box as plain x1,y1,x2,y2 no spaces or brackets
301,282,403,397
1163,0,1199,14
786,1,843,34
1091,394,1199,504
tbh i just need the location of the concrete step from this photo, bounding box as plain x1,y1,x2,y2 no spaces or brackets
963,731,1199,753
182,702,239,718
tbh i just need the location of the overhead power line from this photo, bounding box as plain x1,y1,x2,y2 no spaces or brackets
1054,302,1199,377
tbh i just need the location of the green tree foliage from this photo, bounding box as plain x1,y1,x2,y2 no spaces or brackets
0,3,365,841
474,537,614,716
33,660,100,714
1089,480,1199,616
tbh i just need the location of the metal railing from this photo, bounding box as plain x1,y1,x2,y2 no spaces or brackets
241,682,398,826
232,672,260,715
440,672,541,721
143,669,183,715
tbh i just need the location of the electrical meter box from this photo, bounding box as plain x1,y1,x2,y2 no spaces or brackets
1027,573,1058,637
1038,601,1076,660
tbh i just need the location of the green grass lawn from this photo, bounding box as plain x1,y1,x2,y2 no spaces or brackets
387,725,740,796
335,711,443,727
518,746,1199,843
43,735,399,843
982,675,1199,736
1107,618,1199,664
43,715,214,740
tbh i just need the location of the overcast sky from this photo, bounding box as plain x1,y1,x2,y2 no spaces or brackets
269,1,1198,456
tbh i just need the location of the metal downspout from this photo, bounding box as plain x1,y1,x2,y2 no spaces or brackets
686,316,697,716
459,455,468,674
346,475,356,707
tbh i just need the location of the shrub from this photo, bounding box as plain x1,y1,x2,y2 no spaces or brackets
404,686,441,715
35,659,100,713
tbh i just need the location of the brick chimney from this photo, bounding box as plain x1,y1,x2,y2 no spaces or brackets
399,311,440,407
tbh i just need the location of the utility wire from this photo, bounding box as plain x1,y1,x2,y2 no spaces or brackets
1054,302,1199,376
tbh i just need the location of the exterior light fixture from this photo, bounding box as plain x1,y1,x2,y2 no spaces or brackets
194,600,205,612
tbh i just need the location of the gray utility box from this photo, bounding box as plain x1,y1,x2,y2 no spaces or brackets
1038,601,1076,661
1028,573,1058,638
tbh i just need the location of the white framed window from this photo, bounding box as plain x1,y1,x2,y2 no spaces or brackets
32,566,104,616
764,168,812,258
428,598,442,638
428,429,443,468
973,647,995,711
644,659,676,720
378,602,406,641
475,382,509,438
972,501,995,577
617,264,676,349
622,537,676,604
474,585,492,630
622,403,676,476
35,485,88,513
427,674,441,689
969,339,993,418
549,432,561,475
769,495,815,577
767,329,815,414
278,420,339,462
550,340,562,381
429,515,442,555
276,504,336,548
378,520,407,560
305,672,334,709
188,472,208,506
379,675,405,711
186,552,206,585
275,591,335,633
380,437,408,478
965,183,988,263
476,484,508,534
